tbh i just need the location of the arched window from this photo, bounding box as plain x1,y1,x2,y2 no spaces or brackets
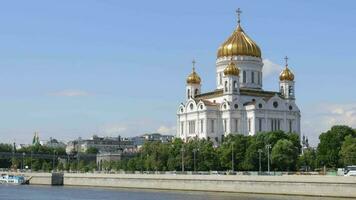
251,71,255,83
224,81,228,92
280,86,284,95
257,72,261,85
233,80,237,91
187,89,190,99
195,88,199,96
289,86,294,96
243,71,246,83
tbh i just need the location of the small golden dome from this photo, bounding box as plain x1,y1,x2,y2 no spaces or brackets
224,61,240,76
279,67,294,81
217,25,261,58
186,68,201,84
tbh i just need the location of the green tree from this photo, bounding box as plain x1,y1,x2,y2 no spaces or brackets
57,162,64,171
339,135,356,166
298,148,317,171
271,139,298,171
242,137,264,171
85,147,99,154
41,161,51,172
218,135,249,171
317,125,356,168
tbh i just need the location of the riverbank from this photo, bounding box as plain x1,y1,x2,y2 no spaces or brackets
18,172,356,198
1,184,350,200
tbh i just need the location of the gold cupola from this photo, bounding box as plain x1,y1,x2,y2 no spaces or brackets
186,60,201,84
279,56,295,81
224,60,240,76
217,9,261,58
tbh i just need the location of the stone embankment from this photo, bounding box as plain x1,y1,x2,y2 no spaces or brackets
19,172,356,198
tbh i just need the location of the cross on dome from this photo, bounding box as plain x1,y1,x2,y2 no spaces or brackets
192,59,196,71
284,56,289,67
236,8,242,25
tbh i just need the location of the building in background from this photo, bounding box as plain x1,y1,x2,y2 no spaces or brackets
66,135,135,154
130,133,174,147
40,137,66,149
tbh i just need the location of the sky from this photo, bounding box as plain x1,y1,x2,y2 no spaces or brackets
0,0,355,146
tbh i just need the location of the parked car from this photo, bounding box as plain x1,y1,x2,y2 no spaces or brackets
344,165,356,176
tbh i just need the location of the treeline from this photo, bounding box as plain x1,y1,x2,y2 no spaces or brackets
102,131,301,172
1,125,355,172
102,125,356,172
0,143,67,171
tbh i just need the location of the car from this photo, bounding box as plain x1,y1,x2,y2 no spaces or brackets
344,165,356,176
345,170,356,176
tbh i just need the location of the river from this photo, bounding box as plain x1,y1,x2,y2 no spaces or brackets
0,185,346,200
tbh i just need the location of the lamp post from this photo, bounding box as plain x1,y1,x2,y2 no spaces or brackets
67,154,70,171
266,144,271,174
77,137,81,172
258,149,263,174
30,150,33,171
22,152,25,170
52,150,56,171
193,148,199,172
181,147,185,172
231,142,235,173
140,152,143,173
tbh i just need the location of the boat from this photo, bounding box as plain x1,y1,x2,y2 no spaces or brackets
0,174,25,185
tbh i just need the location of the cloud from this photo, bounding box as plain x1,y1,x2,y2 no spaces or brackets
157,125,176,135
262,59,283,78
50,89,91,97
99,119,176,137
302,103,356,146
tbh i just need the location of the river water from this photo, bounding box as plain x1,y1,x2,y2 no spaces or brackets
0,185,345,200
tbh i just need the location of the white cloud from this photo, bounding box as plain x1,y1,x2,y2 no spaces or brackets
50,89,91,97
99,119,176,137
262,59,283,78
302,103,356,146
157,125,176,135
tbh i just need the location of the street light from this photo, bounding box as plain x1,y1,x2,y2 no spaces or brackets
52,150,56,172
231,142,235,173
30,150,33,171
180,146,185,172
22,152,25,171
67,154,70,172
77,137,81,172
266,144,272,174
258,149,263,174
193,148,199,172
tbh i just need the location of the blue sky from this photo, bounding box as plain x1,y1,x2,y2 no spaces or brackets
0,0,355,146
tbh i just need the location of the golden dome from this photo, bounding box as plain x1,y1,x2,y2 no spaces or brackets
279,67,294,81
186,67,201,84
224,61,240,76
217,25,261,58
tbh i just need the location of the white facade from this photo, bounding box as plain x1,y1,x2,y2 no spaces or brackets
177,22,301,144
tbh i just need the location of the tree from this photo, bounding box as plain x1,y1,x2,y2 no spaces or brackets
339,135,356,166
242,137,264,171
85,147,99,154
271,139,298,171
298,148,317,171
218,135,249,171
317,125,356,168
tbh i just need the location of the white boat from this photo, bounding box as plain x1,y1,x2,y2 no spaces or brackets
0,174,25,185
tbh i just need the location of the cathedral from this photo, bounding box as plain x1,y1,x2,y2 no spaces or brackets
177,10,301,143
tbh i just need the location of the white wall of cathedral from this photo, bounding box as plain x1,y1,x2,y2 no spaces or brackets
177,94,301,143
216,56,263,90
